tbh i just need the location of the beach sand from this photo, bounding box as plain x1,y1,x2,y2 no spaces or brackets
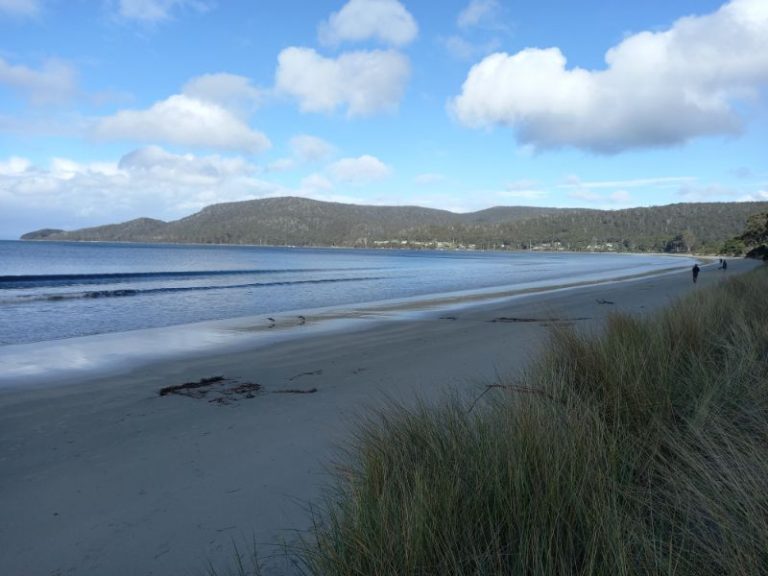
0,258,758,576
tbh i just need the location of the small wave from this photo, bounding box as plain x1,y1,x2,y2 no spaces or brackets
0,268,381,289
2,276,383,304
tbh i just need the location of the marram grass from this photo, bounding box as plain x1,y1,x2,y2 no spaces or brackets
300,266,768,576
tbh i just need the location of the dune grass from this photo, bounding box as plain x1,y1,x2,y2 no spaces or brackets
301,266,768,575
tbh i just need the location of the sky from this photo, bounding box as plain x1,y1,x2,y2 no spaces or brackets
0,0,767,239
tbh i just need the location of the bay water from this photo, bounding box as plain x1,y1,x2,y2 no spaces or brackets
0,241,694,346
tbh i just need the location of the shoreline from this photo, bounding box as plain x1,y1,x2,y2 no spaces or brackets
0,258,701,390
0,258,757,576
10,236,718,258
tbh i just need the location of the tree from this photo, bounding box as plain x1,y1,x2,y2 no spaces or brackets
740,211,768,246
739,211,768,260
681,229,697,252
720,238,745,256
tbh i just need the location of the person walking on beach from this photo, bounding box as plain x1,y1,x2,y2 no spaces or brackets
722,259,727,271
692,264,700,283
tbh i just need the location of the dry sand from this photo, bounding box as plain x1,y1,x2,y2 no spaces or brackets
0,258,758,576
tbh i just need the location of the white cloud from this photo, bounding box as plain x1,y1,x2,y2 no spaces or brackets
93,93,271,153
457,0,500,28
276,47,410,117
0,148,283,231
49,157,121,181
0,156,31,175
566,188,633,206
0,57,77,105
451,0,768,153
182,73,264,115
300,173,334,193
738,189,768,201
318,0,418,47
677,183,739,201
118,0,210,23
0,0,39,17
610,190,631,203
290,134,335,162
414,173,446,185
562,175,695,205
328,155,391,183
0,148,399,236
118,145,256,181
560,176,696,189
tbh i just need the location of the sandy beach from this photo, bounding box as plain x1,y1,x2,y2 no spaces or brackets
0,258,758,576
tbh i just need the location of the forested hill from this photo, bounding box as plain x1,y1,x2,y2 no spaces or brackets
21,196,768,253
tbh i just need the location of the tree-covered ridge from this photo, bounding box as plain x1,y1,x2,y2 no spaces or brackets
21,197,768,254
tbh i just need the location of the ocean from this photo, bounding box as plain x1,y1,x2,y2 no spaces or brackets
0,240,694,346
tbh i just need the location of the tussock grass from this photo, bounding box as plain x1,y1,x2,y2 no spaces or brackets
302,267,768,575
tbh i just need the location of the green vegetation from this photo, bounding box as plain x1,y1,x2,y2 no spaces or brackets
741,211,768,260
301,266,768,575
721,210,768,259
22,196,768,254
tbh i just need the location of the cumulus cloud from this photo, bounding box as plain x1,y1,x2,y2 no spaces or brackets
93,80,271,153
0,148,399,237
451,0,768,153
117,0,210,23
276,47,410,116
117,145,256,182
0,156,32,175
328,155,391,183
0,57,77,105
0,0,40,17
290,134,335,162
182,73,264,115
0,148,283,233
318,0,418,47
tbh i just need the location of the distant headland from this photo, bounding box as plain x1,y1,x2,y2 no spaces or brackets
21,196,768,254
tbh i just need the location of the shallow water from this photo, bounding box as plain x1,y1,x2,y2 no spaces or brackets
0,241,694,345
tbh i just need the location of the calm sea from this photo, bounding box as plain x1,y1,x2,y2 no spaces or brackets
0,241,693,345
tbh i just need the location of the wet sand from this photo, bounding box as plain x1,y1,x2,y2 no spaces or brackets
0,258,757,576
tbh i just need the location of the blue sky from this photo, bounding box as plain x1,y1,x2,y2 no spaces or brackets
0,0,766,238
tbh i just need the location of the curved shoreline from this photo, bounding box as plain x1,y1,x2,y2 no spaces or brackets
0,259,702,389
